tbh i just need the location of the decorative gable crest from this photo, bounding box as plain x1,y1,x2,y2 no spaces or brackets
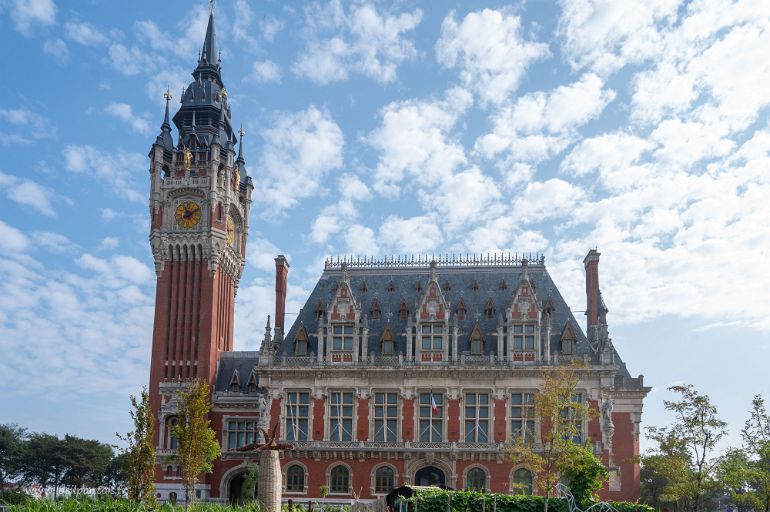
509,260,541,321
418,262,448,321
329,263,358,322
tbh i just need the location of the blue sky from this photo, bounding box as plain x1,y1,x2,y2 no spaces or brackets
0,0,769,456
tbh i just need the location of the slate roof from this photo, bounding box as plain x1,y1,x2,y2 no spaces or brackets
215,351,260,393
277,258,632,379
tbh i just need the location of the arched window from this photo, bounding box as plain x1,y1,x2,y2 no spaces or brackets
286,464,305,493
455,299,467,321
166,465,173,477
484,298,495,319
166,417,179,449
294,325,308,356
465,467,487,491
512,468,533,495
330,465,350,494
374,466,395,494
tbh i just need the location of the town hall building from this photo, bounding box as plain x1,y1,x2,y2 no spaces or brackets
145,10,649,505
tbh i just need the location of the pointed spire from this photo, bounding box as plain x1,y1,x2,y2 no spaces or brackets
201,8,217,66
236,125,245,164
161,88,172,130
155,89,174,151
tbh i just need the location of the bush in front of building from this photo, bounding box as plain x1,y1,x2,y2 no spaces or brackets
410,489,653,512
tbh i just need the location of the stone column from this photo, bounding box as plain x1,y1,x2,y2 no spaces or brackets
258,450,282,512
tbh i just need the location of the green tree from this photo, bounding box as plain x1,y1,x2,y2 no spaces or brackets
560,444,609,508
60,435,113,492
642,427,696,512
241,463,259,502
0,424,28,496
173,379,221,507
24,433,67,498
117,388,157,507
647,384,726,512
508,363,595,512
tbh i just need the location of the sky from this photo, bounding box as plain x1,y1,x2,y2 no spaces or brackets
0,0,769,456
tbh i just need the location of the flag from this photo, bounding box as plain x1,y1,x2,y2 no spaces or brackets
431,391,439,416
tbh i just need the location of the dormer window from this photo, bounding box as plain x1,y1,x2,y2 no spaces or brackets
561,323,576,355
387,281,396,293
456,299,467,321
314,301,324,320
499,280,508,290
246,371,258,393
420,323,443,351
469,324,484,355
415,281,422,293
229,370,240,392
381,325,395,355
371,300,381,321
443,280,451,292
470,279,479,291
332,324,354,351
360,282,368,294
294,326,309,356
513,324,536,350
484,299,495,319
399,301,408,321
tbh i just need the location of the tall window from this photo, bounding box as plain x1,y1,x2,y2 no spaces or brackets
374,392,398,442
329,391,354,441
285,391,310,441
511,392,536,443
167,417,178,449
226,420,259,450
512,324,536,350
464,393,489,443
374,466,395,494
562,336,575,355
466,467,487,491
420,323,443,351
561,392,585,444
330,465,350,494
512,468,533,495
419,392,443,442
332,324,354,351
286,464,305,493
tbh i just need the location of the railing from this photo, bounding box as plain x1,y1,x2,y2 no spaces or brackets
323,253,545,270
161,176,210,188
274,440,506,452
260,357,603,370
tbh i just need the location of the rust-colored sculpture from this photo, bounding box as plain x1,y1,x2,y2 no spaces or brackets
237,424,293,512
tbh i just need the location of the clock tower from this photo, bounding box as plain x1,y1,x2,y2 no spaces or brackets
146,9,252,415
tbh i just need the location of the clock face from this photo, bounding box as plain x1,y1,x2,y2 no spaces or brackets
226,216,235,245
175,201,202,228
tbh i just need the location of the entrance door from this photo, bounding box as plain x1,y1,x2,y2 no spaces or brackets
229,474,246,505
414,466,445,487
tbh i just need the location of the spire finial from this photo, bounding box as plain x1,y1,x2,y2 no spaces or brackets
237,124,246,163
210,0,216,14
161,88,172,130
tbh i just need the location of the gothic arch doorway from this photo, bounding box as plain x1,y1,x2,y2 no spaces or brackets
228,473,247,505
414,466,445,487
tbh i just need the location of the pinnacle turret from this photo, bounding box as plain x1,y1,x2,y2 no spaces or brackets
155,89,174,152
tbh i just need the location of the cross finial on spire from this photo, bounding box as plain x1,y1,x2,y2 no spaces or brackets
163,88,172,102
238,125,245,138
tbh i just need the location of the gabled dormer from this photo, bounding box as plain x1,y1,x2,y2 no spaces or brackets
228,369,240,392
246,368,258,393
507,260,542,363
560,321,576,355
294,323,309,356
468,322,485,355
416,261,449,363
327,264,359,363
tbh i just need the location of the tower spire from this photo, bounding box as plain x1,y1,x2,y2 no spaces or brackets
162,88,172,129
201,8,217,66
237,125,245,164
155,89,174,151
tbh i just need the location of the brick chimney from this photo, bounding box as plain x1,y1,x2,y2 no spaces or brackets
274,255,290,336
583,249,601,328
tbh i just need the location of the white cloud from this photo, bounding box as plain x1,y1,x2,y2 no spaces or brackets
101,208,117,221
62,145,145,203
344,224,379,256
0,172,57,216
293,0,422,84
107,44,157,76
65,20,109,46
259,16,285,42
309,174,371,245
10,0,56,36
42,38,69,62
378,216,442,254
31,231,78,254
0,107,53,145
255,106,344,215
104,103,152,135
250,60,282,84
557,0,680,75
246,235,284,273
436,8,550,105
561,132,653,191
0,220,29,254
512,178,585,223
367,87,473,195
650,119,733,167
98,237,119,251
476,73,615,163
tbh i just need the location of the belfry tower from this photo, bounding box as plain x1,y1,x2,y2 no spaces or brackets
146,9,252,414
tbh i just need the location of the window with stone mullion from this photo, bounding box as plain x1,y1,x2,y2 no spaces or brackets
420,323,443,351
418,392,443,442
226,419,259,450
512,324,536,350
329,391,354,441
511,392,536,443
285,391,310,441
560,392,585,444
374,392,398,442
332,324,354,351
464,393,489,443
